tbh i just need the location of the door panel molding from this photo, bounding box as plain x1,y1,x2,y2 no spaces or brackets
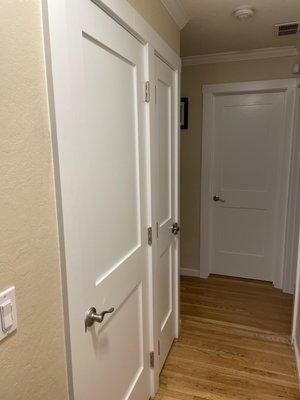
201,79,300,290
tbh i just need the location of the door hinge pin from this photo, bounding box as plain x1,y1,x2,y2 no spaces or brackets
148,227,152,245
145,81,150,103
150,351,155,368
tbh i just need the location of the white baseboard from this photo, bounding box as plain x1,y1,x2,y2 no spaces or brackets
180,267,200,277
294,338,300,385
199,270,210,279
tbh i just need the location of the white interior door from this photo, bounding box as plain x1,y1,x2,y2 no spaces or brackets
154,55,177,372
204,86,293,281
48,2,150,399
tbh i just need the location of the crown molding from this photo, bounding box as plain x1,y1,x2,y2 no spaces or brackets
161,0,189,30
182,46,299,66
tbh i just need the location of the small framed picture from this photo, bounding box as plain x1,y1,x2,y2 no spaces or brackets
180,97,189,130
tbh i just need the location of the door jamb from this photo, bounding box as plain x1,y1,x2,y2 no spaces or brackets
42,0,181,398
283,84,300,293
200,79,300,292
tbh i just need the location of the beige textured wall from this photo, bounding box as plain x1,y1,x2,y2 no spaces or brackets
0,1,68,399
127,0,180,54
0,0,180,399
181,56,299,270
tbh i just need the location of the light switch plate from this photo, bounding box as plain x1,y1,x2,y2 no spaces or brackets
0,287,17,342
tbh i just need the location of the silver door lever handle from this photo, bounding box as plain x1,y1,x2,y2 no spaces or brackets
85,306,114,332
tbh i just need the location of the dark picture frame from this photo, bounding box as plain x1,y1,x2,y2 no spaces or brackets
180,97,189,130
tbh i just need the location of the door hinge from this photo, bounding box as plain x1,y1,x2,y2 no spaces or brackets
145,81,150,103
158,340,161,356
150,351,155,368
148,227,152,245
172,222,180,235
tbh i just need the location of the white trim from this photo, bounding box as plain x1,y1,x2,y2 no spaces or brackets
202,79,299,94
292,228,300,342
160,0,189,30
283,84,300,294
182,46,298,66
200,79,299,288
173,68,181,340
145,45,159,396
180,267,200,277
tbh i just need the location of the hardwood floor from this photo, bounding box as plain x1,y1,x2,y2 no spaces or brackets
155,275,299,400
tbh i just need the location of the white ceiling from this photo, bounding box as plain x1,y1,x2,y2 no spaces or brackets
179,0,300,56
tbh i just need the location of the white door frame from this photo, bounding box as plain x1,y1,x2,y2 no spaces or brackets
291,84,300,342
42,0,181,398
283,83,300,293
200,79,299,292
292,229,300,358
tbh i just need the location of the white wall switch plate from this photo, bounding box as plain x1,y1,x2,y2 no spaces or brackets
0,287,17,342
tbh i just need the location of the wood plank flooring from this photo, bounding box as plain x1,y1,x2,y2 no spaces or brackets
155,275,299,400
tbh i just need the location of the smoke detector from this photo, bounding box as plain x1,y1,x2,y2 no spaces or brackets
233,6,255,20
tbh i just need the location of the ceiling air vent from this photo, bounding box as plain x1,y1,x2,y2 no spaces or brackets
275,22,300,36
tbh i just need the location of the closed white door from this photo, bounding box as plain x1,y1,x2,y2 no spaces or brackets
206,88,292,281
48,2,150,399
155,55,177,371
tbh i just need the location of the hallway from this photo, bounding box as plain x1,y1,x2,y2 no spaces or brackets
155,276,299,399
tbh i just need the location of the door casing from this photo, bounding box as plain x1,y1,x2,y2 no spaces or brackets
42,0,181,398
200,79,300,292
284,84,300,294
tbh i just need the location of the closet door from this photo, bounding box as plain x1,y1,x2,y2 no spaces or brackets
46,1,150,399
154,55,178,372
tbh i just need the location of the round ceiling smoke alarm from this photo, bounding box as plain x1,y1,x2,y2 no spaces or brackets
233,6,255,20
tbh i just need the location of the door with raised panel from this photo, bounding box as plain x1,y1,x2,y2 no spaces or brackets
155,55,177,372
210,90,289,281
47,1,150,399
